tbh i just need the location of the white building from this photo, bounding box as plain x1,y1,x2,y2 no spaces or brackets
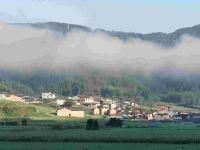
42,92,56,100
131,102,139,107
57,108,84,118
100,108,109,115
108,109,117,115
84,97,94,104
56,99,66,106
147,114,154,120
72,96,80,101
123,101,130,105
109,103,117,109
105,99,113,104
0,93,6,100
158,109,169,114
74,102,81,106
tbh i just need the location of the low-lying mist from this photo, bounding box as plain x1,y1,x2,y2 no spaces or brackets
0,22,200,75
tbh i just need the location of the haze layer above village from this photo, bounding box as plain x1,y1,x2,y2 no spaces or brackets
1,22,200,107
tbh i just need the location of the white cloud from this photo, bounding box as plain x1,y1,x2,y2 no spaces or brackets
0,23,200,73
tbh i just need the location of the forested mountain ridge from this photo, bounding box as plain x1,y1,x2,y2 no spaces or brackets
19,22,200,47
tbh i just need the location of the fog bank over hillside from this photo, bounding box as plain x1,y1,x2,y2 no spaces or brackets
0,22,200,74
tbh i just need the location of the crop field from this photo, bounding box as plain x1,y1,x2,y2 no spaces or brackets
1,142,200,150
1,125,200,143
0,120,200,149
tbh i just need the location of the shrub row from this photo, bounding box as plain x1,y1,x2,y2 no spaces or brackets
0,119,27,126
86,119,99,130
105,118,123,127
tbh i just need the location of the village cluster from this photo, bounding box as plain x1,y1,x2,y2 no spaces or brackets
0,92,200,122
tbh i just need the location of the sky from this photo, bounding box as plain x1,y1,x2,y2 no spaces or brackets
0,0,200,33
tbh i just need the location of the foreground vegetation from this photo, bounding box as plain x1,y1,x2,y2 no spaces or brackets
1,100,200,149
0,113,200,149
0,123,200,149
0,142,200,150
0,120,200,144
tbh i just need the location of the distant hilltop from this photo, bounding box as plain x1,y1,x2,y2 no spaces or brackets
16,22,200,47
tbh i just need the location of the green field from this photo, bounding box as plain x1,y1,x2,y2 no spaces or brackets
0,122,200,149
1,126,200,143
0,100,56,117
1,101,200,149
0,142,200,150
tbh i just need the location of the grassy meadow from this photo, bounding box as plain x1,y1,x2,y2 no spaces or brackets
0,100,56,117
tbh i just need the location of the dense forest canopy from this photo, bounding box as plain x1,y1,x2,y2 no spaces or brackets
1,69,200,107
